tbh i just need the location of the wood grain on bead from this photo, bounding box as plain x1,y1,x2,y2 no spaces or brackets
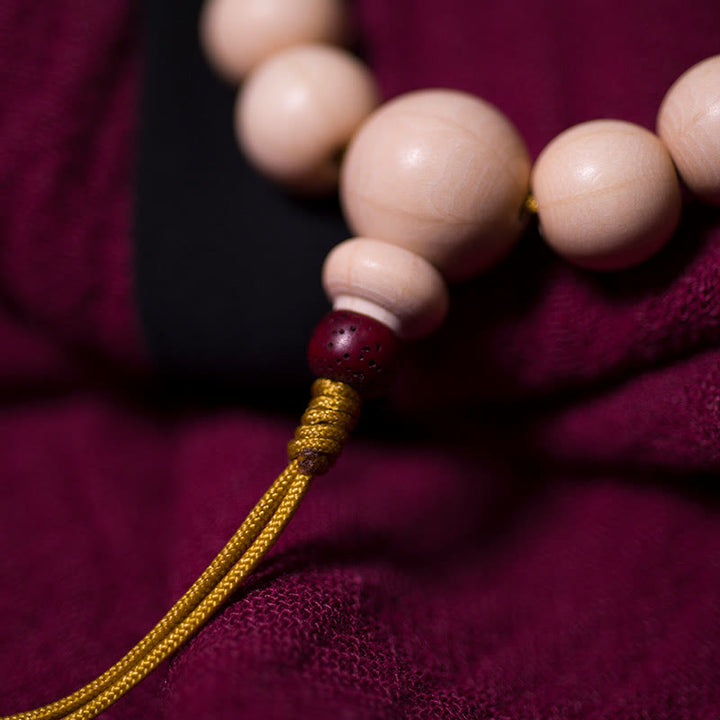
340,90,531,281
307,310,400,397
200,0,346,81
236,44,379,193
658,55,720,205
323,238,449,340
531,120,681,270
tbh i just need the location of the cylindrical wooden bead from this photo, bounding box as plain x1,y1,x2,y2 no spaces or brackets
340,90,531,281
307,310,401,397
657,55,720,205
236,44,379,193
531,120,682,270
200,0,346,81
322,238,449,340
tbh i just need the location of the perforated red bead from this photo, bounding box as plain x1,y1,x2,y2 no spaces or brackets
307,310,401,397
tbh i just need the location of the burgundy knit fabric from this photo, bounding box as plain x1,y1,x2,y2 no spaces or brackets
2,1,720,719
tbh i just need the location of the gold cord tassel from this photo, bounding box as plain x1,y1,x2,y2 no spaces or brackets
3,379,362,720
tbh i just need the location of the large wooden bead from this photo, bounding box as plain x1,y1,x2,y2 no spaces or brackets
200,0,346,81
322,238,449,340
657,55,720,205
340,90,531,281
531,120,681,270
236,44,379,193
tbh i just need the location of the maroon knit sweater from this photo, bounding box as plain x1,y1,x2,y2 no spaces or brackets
1,1,719,718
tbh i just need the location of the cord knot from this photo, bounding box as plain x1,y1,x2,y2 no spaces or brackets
287,379,362,475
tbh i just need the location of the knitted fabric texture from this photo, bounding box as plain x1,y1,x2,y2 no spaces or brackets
1,1,719,719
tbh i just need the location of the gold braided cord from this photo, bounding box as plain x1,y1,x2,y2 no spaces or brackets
64,473,313,720
288,379,361,474
524,192,539,214
7,464,299,720
3,379,362,720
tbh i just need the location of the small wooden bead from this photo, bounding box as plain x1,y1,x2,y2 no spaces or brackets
200,0,346,81
657,55,720,205
307,310,401,397
531,120,681,270
236,44,379,193
340,89,531,281
323,238,449,340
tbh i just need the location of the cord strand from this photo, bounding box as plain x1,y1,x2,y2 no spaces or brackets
65,473,313,720
2,379,361,720
5,463,298,720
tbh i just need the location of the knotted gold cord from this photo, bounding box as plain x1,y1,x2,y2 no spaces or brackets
288,379,361,474
3,379,362,720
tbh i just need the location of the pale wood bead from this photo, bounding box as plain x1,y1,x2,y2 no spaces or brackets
340,90,531,281
657,55,720,205
236,45,379,193
531,120,681,270
322,238,449,340
200,0,346,81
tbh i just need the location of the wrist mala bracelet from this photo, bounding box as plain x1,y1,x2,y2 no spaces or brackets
5,1,720,718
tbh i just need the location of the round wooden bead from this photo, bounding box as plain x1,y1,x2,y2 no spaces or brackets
323,238,449,340
340,89,531,281
200,0,346,81
307,310,401,397
531,120,681,270
236,44,379,193
657,55,720,205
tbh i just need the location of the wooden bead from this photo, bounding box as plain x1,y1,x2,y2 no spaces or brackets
531,120,681,270
307,310,401,397
340,90,531,281
657,55,720,205
322,238,449,340
236,44,379,193
200,0,346,81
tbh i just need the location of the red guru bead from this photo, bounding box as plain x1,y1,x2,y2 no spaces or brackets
307,310,401,397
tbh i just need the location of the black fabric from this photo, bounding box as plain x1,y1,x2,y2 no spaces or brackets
135,0,348,397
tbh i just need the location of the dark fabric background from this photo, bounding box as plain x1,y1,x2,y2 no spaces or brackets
1,1,720,719
136,0,347,397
